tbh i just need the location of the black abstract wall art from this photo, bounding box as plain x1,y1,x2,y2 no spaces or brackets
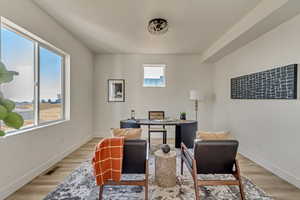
231,64,297,99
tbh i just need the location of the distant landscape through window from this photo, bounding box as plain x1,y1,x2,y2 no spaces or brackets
39,46,63,123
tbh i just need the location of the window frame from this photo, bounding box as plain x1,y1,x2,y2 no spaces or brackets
0,17,69,136
143,64,166,88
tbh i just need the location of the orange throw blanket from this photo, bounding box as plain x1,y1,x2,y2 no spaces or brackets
92,137,124,185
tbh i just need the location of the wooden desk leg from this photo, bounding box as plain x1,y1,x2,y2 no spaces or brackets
163,132,167,144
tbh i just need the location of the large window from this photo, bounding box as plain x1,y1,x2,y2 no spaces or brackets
0,18,67,134
143,64,166,87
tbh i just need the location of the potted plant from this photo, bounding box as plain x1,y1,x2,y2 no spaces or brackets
180,112,186,120
0,61,24,137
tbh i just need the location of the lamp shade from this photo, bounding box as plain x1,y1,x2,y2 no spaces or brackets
189,90,199,100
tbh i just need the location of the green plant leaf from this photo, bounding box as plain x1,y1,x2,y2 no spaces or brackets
0,61,18,84
0,130,5,137
0,99,16,112
4,112,24,129
0,105,8,120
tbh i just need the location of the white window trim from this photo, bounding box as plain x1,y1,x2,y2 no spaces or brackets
0,120,69,139
0,17,70,137
143,64,166,87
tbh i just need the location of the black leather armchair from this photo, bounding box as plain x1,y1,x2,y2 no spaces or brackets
181,140,245,200
99,139,149,200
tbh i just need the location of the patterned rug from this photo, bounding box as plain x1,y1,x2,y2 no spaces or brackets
44,149,272,200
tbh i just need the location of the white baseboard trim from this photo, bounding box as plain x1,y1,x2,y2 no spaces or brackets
0,134,93,200
239,147,300,189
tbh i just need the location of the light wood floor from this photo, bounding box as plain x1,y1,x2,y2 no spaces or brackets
6,138,300,200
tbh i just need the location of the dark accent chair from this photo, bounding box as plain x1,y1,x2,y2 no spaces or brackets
181,140,245,200
148,111,167,146
99,139,149,200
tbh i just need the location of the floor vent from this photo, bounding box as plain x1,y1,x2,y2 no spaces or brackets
45,166,60,175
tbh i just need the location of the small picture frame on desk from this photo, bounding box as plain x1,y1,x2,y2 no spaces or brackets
108,79,125,102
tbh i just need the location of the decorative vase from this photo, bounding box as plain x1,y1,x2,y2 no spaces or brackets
180,113,186,120
161,144,171,154
131,109,135,120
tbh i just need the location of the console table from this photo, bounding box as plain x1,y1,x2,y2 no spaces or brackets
120,119,197,148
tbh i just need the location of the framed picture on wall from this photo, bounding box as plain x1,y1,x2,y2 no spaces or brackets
108,79,125,102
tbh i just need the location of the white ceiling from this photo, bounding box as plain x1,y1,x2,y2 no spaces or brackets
33,0,261,54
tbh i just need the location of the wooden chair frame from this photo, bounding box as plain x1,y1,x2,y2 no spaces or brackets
148,111,167,145
181,143,245,200
99,159,149,200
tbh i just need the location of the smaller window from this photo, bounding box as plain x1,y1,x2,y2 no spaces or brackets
143,64,166,87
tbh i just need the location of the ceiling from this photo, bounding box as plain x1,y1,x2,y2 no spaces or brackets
33,0,261,54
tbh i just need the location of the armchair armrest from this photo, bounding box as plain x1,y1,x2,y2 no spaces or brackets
234,159,241,173
181,142,195,175
181,142,194,161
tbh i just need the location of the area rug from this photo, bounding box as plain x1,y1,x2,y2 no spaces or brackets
44,149,272,200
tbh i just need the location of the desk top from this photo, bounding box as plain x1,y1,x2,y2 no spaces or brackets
120,119,197,125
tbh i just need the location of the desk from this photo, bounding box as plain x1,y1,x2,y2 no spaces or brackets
120,119,197,148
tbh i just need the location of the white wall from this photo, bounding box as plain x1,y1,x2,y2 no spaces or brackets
0,0,94,199
94,54,214,138
1,1,299,198
213,13,300,188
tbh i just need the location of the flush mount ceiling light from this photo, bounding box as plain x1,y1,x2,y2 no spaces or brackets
148,18,168,35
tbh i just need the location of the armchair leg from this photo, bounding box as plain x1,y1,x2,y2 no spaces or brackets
194,180,200,200
145,182,149,200
145,159,149,200
145,184,148,200
99,185,104,200
192,160,200,200
238,178,245,200
235,159,245,200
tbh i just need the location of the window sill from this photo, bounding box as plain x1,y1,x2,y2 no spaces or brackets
0,119,70,139
143,85,166,88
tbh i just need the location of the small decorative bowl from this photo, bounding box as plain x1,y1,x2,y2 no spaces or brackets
161,144,171,154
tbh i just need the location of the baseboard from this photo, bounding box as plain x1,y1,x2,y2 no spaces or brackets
239,146,300,189
0,134,93,200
